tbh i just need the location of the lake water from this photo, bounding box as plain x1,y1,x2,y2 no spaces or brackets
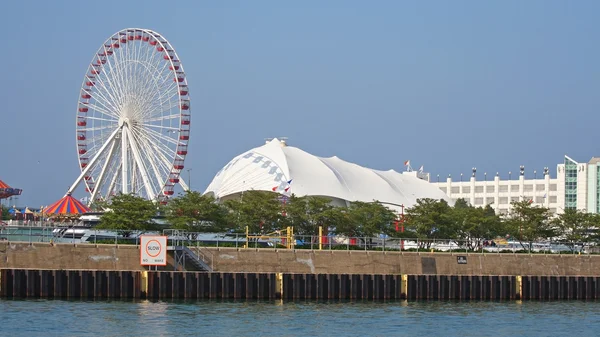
1,300,599,336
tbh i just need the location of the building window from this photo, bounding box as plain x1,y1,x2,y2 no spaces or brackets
550,196,557,203
499,197,508,205
536,184,545,191
597,167,600,213
475,186,484,193
486,186,495,193
511,196,519,202
439,187,447,193
550,208,557,213
564,157,578,209
498,209,508,215
474,197,483,205
550,184,557,191
535,196,544,203
499,185,508,193
451,187,459,194
511,185,519,192
486,197,494,205
524,184,533,192
462,187,471,193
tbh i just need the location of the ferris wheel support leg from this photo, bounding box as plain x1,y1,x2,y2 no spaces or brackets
107,163,122,198
89,138,118,205
121,124,129,194
129,130,164,196
66,127,121,196
179,178,190,192
125,127,156,200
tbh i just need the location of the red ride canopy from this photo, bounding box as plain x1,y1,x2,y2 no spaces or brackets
43,193,90,215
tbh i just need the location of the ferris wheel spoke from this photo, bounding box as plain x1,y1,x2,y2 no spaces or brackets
141,127,180,146
143,101,180,120
106,161,122,198
85,116,119,123
87,65,124,113
144,113,181,123
98,44,127,105
87,70,122,112
86,102,120,120
92,76,124,116
124,126,156,199
103,52,127,106
131,129,177,171
129,128,168,194
139,124,180,131
79,124,118,133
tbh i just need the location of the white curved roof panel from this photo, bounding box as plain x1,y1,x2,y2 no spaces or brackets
204,139,451,210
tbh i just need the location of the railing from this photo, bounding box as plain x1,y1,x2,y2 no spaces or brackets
1,220,81,227
0,226,597,255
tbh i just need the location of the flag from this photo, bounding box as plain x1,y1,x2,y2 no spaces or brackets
404,160,410,166
418,165,424,173
272,186,278,191
529,199,533,204
543,193,547,199
284,179,293,192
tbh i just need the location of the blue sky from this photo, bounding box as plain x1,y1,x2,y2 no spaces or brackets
1,0,599,207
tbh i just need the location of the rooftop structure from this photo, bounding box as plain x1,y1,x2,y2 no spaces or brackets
204,138,451,213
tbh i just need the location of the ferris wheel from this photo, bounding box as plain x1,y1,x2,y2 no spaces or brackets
67,28,191,204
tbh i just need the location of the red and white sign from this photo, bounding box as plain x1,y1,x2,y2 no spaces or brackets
140,235,167,266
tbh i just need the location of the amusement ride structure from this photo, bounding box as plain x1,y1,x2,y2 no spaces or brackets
66,28,191,205
0,179,22,223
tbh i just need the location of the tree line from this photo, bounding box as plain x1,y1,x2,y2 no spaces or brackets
95,191,600,250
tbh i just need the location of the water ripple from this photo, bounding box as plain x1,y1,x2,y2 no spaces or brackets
1,300,599,336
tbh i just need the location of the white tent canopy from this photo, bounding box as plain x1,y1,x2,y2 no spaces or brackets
204,138,451,212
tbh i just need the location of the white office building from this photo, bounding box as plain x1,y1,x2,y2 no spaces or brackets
431,155,600,216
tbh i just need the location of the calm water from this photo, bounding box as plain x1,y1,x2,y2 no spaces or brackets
1,300,599,336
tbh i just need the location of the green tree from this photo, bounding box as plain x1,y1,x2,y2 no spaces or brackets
166,191,228,232
505,200,555,250
346,201,397,238
223,190,283,233
284,195,335,235
552,208,596,251
97,193,158,231
451,200,503,250
402,198,455,248
1,205,10,221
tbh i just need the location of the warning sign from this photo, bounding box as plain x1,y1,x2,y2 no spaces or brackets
140,235,167,266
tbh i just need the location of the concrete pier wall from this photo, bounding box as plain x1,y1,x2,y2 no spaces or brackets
201,248,600,276
1,243,600,276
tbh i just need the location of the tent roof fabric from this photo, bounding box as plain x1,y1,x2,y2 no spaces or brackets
204,138,451,211
44,194,90,215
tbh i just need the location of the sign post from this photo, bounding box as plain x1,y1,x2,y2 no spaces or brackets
140,235,167,266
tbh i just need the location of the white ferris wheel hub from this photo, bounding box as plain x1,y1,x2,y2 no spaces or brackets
67,28,191,205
